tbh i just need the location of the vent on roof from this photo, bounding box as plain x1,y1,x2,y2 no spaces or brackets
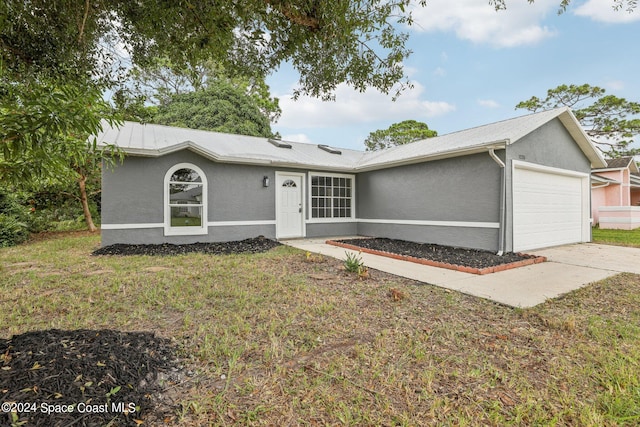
268,138,292,149
318,144,342,155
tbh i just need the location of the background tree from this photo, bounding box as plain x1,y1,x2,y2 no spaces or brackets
126,58,282,124
151,81,274,137
516,84,640,157
365,120,437,151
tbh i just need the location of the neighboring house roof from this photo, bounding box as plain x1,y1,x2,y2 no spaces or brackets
96,107,606,171
593,156,640,173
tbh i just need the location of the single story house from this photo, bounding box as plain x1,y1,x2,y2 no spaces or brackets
97,107,606,253
591,157,640,229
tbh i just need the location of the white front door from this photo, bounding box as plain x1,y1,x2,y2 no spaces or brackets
276,173,304,238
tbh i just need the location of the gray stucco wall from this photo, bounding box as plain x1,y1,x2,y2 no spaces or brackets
503,118,592,252
356,152,503,251
101,149,278,245
101,150,359,246
306,222,358,238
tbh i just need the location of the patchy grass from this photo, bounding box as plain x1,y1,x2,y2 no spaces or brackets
2,233,640,426
593,227,640,248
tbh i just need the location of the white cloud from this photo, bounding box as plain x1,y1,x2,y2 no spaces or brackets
604,80,625,91
410,0,558,47
282,133,314,144
433,66,447,77
275,82,456,129
478,99,501,108
573,0,640,23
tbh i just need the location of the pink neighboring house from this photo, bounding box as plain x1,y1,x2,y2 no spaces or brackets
591,157,640,229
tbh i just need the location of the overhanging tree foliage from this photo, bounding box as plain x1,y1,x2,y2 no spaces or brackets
1,0,636,166
490,0,637,13
516,84,640,157
365,120,437,151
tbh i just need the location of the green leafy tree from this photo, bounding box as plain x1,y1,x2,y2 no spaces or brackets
516,84,640,157
127,58,281,123
152,81,274,137
365,120,437,151
0,78,121,231
1,0,635,167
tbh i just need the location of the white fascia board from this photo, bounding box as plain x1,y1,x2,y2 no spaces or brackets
354,142,508,173
558,110,607,168
109,139,512,173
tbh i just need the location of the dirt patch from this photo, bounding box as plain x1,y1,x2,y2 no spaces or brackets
0,329,188,427
92,236,281,256
330,237,544,274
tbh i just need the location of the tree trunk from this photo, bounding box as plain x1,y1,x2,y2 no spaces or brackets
78,174,97,232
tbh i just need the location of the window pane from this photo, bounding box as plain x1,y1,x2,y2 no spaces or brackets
170,206,202,227
310,174,353,219
170,183,203,205
171,168,202,183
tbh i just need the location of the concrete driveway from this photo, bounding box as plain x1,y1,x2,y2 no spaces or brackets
284,239,640,308
534,243,640,274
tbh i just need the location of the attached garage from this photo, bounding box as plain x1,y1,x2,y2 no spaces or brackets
512,161,590,251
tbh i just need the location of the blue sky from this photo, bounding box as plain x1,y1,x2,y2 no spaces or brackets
266,0,640,152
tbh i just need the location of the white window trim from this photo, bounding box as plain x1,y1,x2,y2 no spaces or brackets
307,171,356,223
164,163,208,236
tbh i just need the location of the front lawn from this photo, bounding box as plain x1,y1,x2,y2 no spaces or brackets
1,233,640,426
592,227,640,248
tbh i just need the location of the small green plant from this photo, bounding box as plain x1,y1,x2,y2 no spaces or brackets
344,251,365,274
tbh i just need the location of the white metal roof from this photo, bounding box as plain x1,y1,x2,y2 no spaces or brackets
95,107,606,171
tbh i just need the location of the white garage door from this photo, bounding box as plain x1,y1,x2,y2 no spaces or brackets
512,161,588,252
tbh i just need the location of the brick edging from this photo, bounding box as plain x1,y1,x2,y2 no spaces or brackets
326,240,546,275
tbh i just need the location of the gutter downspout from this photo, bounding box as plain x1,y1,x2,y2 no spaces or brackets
489,149,506,256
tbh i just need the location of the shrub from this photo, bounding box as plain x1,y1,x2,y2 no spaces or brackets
0,189,30,247
0,213,29,247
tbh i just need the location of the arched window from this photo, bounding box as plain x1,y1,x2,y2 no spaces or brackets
164,163,208,236
282,179,297,187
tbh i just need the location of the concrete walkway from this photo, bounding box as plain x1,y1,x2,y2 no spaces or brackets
283,238,640,308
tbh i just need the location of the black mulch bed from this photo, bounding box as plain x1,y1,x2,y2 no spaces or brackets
93,236,281,256
0,329,186,427
336,238,532,269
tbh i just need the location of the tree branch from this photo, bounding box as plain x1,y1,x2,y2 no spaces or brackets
78,0,90,44
265,0,321,30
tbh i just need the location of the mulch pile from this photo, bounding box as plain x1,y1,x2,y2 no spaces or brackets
93,236,281,256
335,237,532,269
0,329,185,426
